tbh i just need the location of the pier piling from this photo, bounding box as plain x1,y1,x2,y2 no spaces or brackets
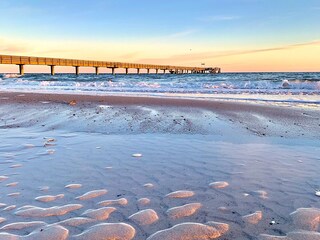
18,64,24,76
50,65,55,76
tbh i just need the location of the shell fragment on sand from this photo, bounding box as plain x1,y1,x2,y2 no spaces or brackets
132,153,142,158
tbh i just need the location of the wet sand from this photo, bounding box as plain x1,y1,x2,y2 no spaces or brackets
0,91,320,239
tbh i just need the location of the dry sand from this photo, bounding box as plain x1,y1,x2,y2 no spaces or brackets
0,91,319,239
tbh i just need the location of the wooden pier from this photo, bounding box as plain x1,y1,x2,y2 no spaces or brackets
0,54,221,75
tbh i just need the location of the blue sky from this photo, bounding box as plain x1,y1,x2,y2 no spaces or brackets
0,0,320,72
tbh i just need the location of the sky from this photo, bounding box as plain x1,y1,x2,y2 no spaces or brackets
0,0,320,73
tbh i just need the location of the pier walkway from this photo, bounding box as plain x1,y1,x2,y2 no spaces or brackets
0,54,221,75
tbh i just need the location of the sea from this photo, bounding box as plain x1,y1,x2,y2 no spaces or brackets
0,72,319,105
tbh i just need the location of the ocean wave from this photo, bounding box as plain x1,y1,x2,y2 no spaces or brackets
0,73,319,96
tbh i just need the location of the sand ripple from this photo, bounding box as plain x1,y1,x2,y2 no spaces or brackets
0,176,9,182
73,223,136,240
290,208,320,231
144,183,154,188
166,190,195,198
3,205,16,211
167,203,202,219
35,194,64,202
129,209,159,225
138,198,151,206
98,198,128,206
0,218,6,224
65,184,82,189
0,224,68,240
56,217,95,227
147,221,229,240
242,211,263,224
6,182,18,187
209,181,229,189
81,207,116,221
0,221,46,231
76,189,108,200
259,230,320,240
15,204,83,217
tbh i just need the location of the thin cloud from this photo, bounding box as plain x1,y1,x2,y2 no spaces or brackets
198,15,240,22
166,29,198,39
0,39,29,53
137,40,320,64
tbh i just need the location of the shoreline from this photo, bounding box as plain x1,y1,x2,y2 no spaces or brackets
1,91,319,139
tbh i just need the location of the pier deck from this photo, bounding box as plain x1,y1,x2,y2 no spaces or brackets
0,54,221,75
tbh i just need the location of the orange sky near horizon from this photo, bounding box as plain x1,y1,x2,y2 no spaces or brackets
0,37,320,73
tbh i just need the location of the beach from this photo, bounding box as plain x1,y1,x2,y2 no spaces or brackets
0,91,320,239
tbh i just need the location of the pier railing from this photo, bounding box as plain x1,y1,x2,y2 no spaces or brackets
0,54,221,75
